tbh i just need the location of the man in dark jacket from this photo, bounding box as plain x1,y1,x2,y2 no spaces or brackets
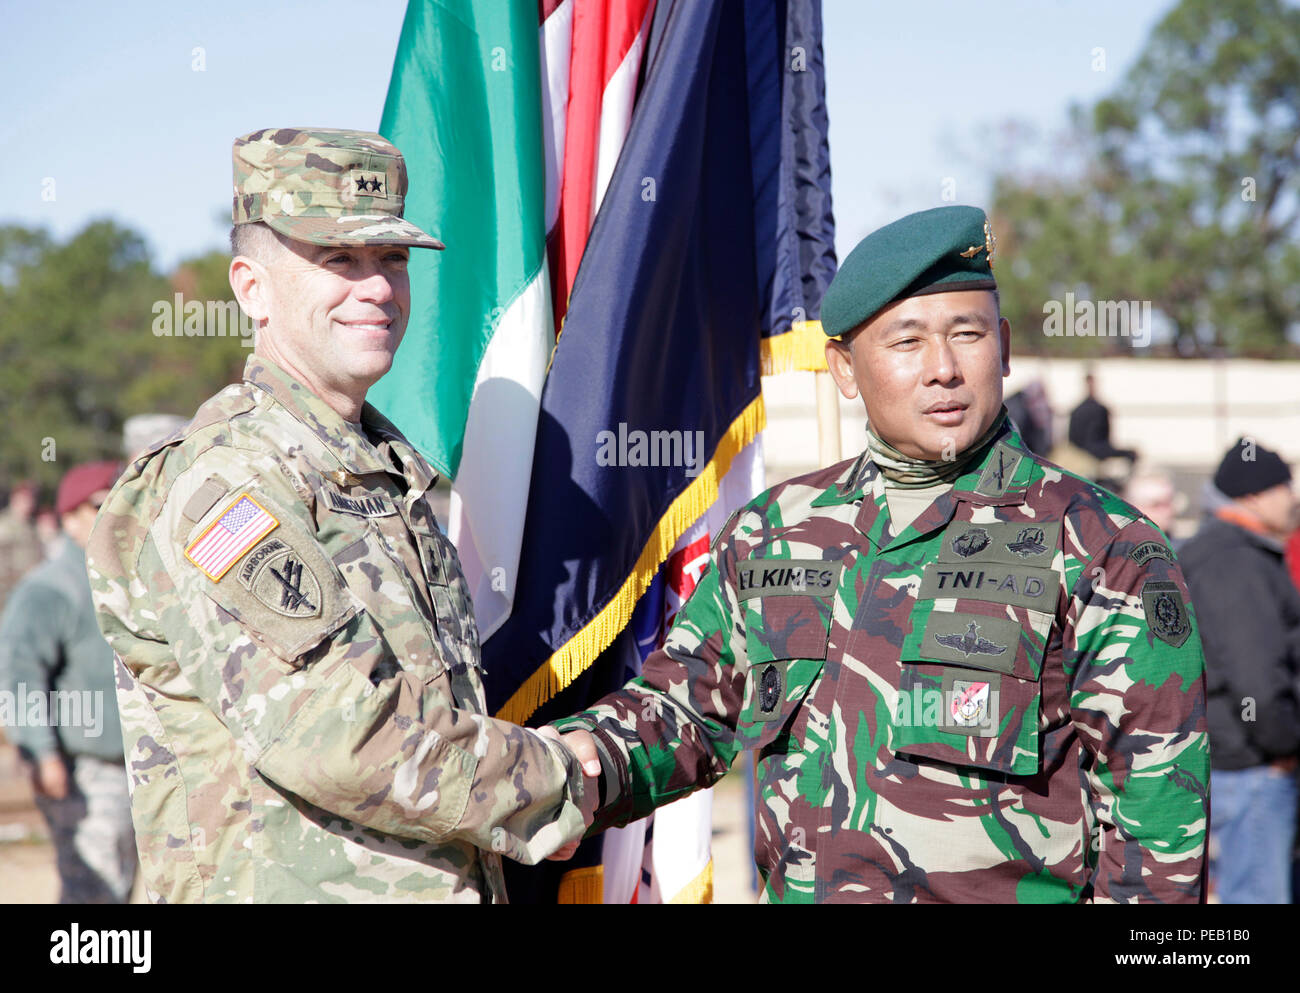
1180,438,1300,903
1067,372,1138,466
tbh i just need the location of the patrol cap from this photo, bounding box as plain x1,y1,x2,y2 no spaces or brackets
820,205,997,338
232,127,444,250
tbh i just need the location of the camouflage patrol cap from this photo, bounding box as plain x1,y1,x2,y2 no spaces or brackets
232,127,444,249
820,205,997,337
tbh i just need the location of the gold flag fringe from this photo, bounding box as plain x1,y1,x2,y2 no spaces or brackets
760,319,828,375
556,864,604,904
495,394,767,725
667,859,714,904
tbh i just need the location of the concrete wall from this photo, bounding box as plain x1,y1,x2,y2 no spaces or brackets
759,359,1300,521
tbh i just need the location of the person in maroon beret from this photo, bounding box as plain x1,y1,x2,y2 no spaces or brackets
0,460,137,903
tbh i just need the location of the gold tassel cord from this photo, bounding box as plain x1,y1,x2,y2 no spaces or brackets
495,394,767,725
760,320,828,375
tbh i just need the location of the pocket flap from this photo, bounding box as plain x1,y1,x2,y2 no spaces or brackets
738,594,831,751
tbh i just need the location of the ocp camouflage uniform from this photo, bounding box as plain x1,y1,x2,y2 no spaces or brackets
555,419,1210,903
88,356,588,903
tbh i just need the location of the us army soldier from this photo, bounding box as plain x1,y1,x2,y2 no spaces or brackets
546,206,1210,903
88,129,595,903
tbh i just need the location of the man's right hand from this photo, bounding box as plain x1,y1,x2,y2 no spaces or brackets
32,754,69,799
538,726,600,776
536,726,601,861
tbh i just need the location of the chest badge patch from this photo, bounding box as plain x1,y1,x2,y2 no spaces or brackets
950,678,991,728
1006,526,1048,558
759,665,783,714
185,494,279,581
951,527,990,558
750,662,788,722
1141,580,1190,648
934,620,1007,658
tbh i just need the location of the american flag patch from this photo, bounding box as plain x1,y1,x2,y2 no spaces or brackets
184,494,279,581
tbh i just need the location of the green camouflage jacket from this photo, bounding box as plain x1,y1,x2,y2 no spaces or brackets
87,356,587,903
556,421,1210,903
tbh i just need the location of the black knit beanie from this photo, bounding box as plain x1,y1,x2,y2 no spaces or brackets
1213,438,1292,498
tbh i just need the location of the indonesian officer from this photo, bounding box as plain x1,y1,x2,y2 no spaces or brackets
541,205,1210,903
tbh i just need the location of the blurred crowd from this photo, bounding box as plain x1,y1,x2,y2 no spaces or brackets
1008,371,1300,904
0,413,185,904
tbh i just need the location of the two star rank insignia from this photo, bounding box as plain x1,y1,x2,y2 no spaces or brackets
349,170,387,197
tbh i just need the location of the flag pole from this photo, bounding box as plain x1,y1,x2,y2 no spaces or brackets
815,370,841,465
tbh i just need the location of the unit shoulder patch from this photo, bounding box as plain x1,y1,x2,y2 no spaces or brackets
239,539,322,618
1130,540,1174,565
1141,579,1190,648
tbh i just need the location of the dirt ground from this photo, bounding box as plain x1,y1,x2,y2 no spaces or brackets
0,739,758,905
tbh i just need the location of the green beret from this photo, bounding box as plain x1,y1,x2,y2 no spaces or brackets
820,205,997,337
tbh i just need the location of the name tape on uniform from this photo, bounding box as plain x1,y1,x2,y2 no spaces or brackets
323,488,398,519
737,560,843,601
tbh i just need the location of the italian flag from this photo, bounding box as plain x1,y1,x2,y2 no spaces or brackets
375,1,553,639
374,0,656,641
376,0,721,905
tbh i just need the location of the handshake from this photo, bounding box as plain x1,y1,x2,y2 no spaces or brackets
535,725,601,861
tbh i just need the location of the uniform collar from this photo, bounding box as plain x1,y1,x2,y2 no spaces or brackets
243,355,436,495
811,415,1038,550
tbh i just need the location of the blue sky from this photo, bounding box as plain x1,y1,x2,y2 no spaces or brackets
0,0,1171,270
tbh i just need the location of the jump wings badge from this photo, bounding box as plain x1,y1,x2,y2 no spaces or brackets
934,620,1007,658
1006,526,1048,558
